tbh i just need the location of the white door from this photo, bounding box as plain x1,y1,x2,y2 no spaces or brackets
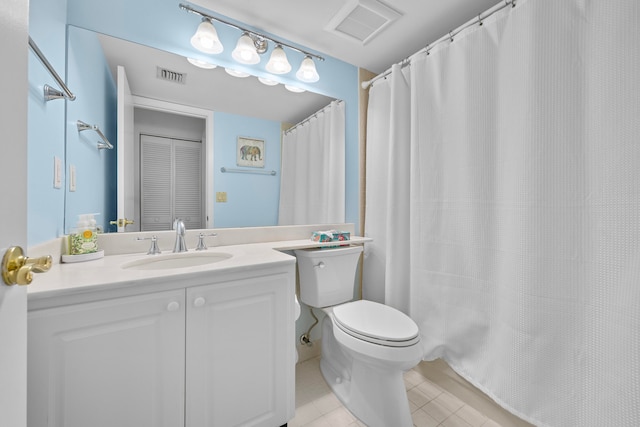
28,290,186,427
0,0,29,426
117,65,135,232
140,134,203,231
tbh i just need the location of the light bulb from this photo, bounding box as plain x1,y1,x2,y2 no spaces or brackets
187,58,217,69
190,19,223,54
232,33,260,65
266,45,292,74
296,56,319,82
285,84,306,93
258,77,279,86
225,68,250,78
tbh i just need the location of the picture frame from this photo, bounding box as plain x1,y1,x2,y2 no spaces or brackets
236,136,265,168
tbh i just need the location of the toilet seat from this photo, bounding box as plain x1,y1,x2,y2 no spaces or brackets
333,300,420,347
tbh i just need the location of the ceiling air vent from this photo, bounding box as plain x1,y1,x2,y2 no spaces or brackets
156,67,186,84
325,0,402,45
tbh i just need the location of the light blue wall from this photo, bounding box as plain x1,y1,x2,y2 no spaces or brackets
65,26,117,233
28,0,67,245
29,0,115,243
213,113,281,228
28,0,361,245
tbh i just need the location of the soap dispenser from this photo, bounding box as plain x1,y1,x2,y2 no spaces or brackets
69,214,98,255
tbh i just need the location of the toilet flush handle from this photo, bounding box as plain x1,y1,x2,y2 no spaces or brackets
314,262,325,269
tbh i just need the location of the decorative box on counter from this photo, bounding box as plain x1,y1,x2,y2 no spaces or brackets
311,230,351,247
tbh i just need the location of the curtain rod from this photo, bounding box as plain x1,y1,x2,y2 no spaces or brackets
284,100,343,135
361,0,517,89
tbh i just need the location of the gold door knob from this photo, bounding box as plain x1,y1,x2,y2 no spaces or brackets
2,246,52,286
109,218,135,227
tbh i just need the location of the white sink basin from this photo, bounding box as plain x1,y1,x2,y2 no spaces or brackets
121,252,233,271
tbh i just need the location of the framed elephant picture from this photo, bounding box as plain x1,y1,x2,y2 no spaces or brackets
236,136,265,168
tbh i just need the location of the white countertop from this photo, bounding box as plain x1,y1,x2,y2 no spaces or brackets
27,237,370,309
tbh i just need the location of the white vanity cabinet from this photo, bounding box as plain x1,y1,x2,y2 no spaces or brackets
27,264,295,427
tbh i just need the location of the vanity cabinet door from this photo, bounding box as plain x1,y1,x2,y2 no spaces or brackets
28,289,186,427
185,270,295,427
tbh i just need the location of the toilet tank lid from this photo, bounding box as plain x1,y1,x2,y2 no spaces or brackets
333,300,419,343
294,245,363,258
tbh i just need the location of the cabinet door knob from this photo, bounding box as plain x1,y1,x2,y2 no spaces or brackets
193,297,206,307
167,301,180,312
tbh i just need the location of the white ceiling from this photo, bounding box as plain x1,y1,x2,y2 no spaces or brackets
191,0,500,74
98,1,500,124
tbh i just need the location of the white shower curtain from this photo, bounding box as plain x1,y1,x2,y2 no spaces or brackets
278,100,345,225
363,64,412,312
365,0,640,426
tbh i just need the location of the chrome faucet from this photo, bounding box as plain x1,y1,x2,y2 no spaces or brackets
172,218,188,253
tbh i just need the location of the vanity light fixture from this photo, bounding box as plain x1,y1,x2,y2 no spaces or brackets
296,56,320,83
180,3,323,82
190,18,224,54
187,57,217,69
265,45,291,74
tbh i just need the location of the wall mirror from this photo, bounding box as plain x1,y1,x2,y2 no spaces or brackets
64,26,339,233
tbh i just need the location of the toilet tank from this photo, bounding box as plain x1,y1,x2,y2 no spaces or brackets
294,246,363,308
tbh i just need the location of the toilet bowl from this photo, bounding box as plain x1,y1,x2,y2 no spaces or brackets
294,246,422,427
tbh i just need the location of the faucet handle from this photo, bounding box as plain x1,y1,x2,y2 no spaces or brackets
196,233,217,251
136,235,161,255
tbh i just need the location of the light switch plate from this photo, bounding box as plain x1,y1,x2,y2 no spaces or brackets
53,156,62,189
69,164,76,192
216,191,227,203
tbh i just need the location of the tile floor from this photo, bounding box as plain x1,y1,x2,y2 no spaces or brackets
290,357,504,427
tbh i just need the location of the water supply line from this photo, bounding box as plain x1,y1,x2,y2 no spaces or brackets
299,307,318,346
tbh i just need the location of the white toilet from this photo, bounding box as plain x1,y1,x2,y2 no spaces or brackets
295,246,422,427
294,294,301,362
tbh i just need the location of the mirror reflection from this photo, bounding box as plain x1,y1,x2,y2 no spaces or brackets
64,26,339,233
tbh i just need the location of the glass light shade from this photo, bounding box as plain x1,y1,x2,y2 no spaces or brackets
232,33,260,65
285,84,306,93
265,45,291,74
225,68,250,78
296,56,320,82
187,57,217,69
190,19,223,54
258,77,279,86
